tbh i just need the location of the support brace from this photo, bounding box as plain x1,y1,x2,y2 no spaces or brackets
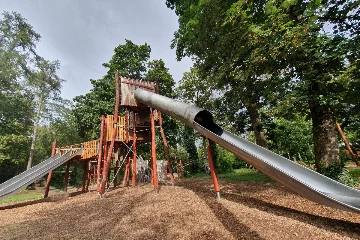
207,138,220,199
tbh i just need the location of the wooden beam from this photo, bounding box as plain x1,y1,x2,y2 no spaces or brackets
44,139,56,198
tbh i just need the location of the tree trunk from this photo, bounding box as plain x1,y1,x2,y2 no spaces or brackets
246,103,268,148
27,96,43,170
309,99,340,172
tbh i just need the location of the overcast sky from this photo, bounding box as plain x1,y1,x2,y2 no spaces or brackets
0,0,193,100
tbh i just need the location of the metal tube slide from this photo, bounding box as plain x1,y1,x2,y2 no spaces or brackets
135,88,360,213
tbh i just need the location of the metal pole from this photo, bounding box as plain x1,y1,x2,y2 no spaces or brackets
44,139,56,198
207,138,220,199
150,108,159,192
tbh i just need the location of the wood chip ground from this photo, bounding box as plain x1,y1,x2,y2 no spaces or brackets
0,178,359,239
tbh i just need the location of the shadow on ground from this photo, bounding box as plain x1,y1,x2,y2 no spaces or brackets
177,180,360,239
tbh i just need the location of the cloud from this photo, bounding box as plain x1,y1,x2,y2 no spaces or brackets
0,0,193,100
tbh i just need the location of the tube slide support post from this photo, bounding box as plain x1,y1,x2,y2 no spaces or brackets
150,108,159,192
44,139,56,198
207,138,220,199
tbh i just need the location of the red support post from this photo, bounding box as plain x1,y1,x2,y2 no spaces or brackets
132,133,137,186
97,115,105,192
126,159,130,184
123,158,131,187
114,165,118,188
207,139,220,199
150,109,159,192
179,160,184,178
82,160,88,192
44,139,56,198
101,71,120,195
125,108,129,143
174,153,179,178
86,161,91,192
64,161,71,192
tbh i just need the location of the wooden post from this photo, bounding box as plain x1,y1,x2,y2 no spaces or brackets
159,127,174,184
82,160,88,192
179,160,184,177
335,122,360,166
101,71,120,195
126,158,130,185
123,158,131,187
64,161,71,192
44,139,56,198
125,108,129,143
132,113,137,186
132,133,137,186
174,153,179,178
150,109,159,192
207,139,220,199
97,115,105,192
114,165,118,188
86,161,91,192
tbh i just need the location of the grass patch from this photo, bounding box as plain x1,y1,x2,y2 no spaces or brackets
0,192,43,204
184,172,210,180
218,168,273,182
348,168,360,182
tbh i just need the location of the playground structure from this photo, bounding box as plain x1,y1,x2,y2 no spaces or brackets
44,72,191,197
0,72,360,214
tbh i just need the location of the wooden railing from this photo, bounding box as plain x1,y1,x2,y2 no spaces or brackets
56,140,99,160
106,115,126,141
82,140,98,159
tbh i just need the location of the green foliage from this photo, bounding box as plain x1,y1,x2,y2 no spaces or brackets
73,40,151,140
167,0,360,173
218,168,273,183
182,125,199,174
266,115,314,164
0,11,39,171
215,147,235,173
320,164,359,188
103,39,151,79
146,59,178,146
348,168,360,184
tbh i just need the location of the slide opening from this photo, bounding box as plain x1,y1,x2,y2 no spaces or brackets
194,110,223,135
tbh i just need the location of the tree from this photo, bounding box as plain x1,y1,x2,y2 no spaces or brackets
166,0,283,149
25,58,64,170
181,124,199,174
0,11,41,178
145,59,178,145
167,0,359,177
73,40,151,140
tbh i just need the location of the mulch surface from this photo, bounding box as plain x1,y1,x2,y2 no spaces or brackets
0,178,359,240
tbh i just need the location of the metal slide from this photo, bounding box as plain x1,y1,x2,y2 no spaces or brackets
0,149,82,201
135,88,360,213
